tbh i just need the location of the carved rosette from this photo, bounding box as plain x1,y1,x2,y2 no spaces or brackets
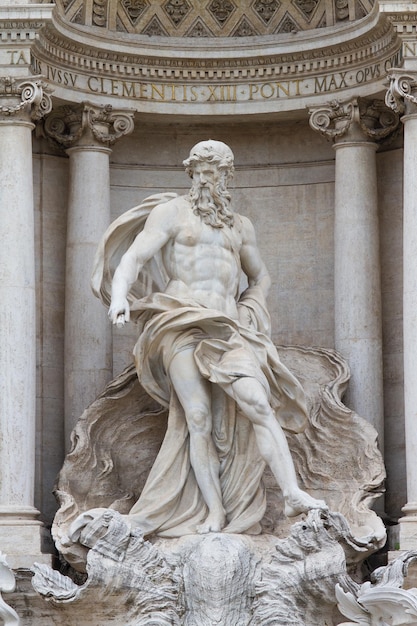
309,97,399,143
0,77,52,122
43,102,134,149
385,71,417,116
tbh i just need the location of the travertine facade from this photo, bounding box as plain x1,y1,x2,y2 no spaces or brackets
1,0,417,622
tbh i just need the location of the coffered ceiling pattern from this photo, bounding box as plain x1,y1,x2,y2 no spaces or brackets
56,0,375,36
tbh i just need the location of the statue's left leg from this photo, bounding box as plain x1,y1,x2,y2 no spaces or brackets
230,377,327,517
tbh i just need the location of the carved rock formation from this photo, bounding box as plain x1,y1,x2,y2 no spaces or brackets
33,508,382,625
337,551,417,625
52,345,386,572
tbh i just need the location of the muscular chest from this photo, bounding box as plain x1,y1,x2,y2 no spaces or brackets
174,216,242,253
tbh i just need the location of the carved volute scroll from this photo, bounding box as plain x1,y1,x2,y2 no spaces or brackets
386,70,417,115
309,97,400,143
43,102,135,149
0,77,52,122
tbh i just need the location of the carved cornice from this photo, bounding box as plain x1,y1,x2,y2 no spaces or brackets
27,8,401,116
33,12,397,82
0,77,52,121
385,70,417,115
379,2,417,36
43,103,135,149
309,97,400,142
0,5,54,44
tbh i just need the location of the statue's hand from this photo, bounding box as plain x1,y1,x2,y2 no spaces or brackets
108,298,130,327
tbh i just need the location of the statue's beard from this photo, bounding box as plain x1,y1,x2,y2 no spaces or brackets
189,182,234,228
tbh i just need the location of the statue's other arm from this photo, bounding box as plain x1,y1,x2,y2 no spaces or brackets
109,202,177,324
239,215,271,299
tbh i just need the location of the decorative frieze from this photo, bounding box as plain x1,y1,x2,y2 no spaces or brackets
29,9,400,114
32,13,397,82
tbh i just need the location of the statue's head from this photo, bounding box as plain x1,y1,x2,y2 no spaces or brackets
183,140,235,182
184,140,235,228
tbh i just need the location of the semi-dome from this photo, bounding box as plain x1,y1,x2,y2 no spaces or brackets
53,0,376,38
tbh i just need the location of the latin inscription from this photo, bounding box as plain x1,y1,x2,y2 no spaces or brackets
1,49,30,65
404,42,417,57
31,51,401,104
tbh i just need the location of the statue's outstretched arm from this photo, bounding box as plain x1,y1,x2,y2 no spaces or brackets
109,202,177,325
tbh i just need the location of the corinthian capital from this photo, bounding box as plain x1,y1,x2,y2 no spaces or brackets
0,77,52,122
309,98,399,143
43,103,134,149
385,71,417,115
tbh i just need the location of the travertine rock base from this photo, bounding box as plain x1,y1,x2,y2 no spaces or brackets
28,509,372,625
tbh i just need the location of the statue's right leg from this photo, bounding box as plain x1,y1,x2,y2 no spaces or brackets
230,376,328,518
168,348,226,533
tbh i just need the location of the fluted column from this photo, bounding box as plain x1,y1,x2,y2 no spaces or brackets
0,78,53,567
309,99,399,451
44,104,134,445
386,72,417,548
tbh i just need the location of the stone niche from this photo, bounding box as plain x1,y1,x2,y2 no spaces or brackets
18,345,390,626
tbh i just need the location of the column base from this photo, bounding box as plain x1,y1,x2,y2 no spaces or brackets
0,507,53,569
399,502,417,550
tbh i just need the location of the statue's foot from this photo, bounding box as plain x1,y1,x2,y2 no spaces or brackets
196,510,226,534
284,489,328,518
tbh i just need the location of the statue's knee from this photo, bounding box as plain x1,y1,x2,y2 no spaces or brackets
235,383,270,417
252,396,271,420
186,407,211,435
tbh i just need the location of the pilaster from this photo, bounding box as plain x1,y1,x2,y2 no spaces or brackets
309,98,399,454
0,77,53,568
44,103,135,444
386,70,417,548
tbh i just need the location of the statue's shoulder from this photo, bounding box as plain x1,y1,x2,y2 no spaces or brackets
147,196,189,229
149,193,189,218
234,212,256,239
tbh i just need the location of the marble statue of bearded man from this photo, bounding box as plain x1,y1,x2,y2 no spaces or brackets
91,140,326,537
